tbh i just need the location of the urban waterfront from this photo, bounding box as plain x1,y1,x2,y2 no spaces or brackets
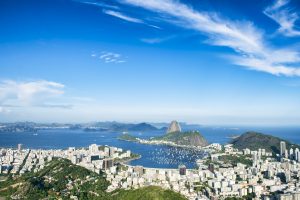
1,126,300,169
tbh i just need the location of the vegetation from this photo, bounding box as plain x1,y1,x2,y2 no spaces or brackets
152,131,208,147
224,197,243,200
117,133,138,142
219,155,253,167
193,182,210,192
111,186,186,200
0,158,110,200
204,154,252,167
231,131,300,155
204,158,220,166
0,159,187,200
224,193,255,200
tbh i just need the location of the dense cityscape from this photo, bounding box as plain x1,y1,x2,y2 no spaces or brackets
1,121,300,200
2,0,300,199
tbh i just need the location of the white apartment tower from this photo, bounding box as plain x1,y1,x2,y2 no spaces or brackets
280,141,286,157
295,148,300,161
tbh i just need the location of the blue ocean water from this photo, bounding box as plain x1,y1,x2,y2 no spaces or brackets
0,126,300,169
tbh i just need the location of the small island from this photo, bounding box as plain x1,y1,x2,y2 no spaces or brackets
117,133,138,142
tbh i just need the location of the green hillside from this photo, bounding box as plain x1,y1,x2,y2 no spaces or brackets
0,158,186,200
153,131,208,147
0,158,110,200
112,186,186,200
231,131,300,154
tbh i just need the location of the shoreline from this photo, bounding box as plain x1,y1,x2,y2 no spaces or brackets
121,155,142,165
119,138,211,152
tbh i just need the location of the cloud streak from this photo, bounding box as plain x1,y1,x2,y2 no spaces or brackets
103,9,143,23
103,9,161,29
120,0,300,76
78,1,120,10
264,0,300,37
77,0,161,29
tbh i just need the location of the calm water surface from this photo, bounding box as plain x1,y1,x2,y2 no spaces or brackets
1,126,300,168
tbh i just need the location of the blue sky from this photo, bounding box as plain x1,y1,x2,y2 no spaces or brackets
1,0,300,125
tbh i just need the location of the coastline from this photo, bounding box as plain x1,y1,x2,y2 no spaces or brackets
119,137,211,152
121,154,142,165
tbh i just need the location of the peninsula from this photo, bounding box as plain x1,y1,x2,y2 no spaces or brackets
118,121,208,148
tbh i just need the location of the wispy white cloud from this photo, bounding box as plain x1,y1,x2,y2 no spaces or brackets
77,0,161,28
103,9,143,23
121,0,300,76
264,0,300,37
141,38,165,44
103,9,161,29
92,51,126,63
231,56,300,76
0,80,66,108
141,35,175,44
147,24,161,29
76,1,120,10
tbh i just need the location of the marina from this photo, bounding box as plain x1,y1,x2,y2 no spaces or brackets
1,126,300,169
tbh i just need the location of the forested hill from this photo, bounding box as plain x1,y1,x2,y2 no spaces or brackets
231,131,300,154
0,158,186,200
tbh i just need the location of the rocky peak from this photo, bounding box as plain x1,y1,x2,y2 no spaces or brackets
166,120,181,134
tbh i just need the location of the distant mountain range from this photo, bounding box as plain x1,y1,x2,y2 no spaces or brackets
0,122,165,133
231,131,300,154
0,121,209,133
102,122,163,132
0,125,37,133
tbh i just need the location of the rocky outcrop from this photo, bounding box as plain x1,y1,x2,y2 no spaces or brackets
167,120,181,134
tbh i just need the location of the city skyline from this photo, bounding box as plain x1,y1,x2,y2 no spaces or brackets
1,0,300,125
